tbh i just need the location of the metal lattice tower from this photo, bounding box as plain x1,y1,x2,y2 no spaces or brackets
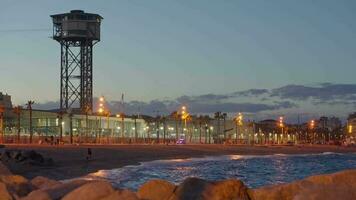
51,10,103,113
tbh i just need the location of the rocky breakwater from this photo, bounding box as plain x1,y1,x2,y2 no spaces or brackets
0,160,355,199
0,148,54,167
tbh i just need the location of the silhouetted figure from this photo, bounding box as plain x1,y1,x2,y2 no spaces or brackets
86,148,92,161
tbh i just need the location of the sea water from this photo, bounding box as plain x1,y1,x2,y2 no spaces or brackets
85,152,356,190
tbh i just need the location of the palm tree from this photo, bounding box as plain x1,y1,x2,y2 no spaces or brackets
171,111,180,141
155,115,161,143
222,113,227,142
198,115,203,143
57,110,65,143
202,115,211,144
132,114,139,143
214,112,222,144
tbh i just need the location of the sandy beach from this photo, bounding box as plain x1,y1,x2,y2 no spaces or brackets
2,144,356,180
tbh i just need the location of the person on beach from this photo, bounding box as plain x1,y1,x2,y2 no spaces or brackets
86,148,92,161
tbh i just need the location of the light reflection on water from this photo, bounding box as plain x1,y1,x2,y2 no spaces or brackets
85,152,356,190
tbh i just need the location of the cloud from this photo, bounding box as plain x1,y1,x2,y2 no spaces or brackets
270,83,356,102
176,94,233,104
186,101,296,113
32,100,59,110
30,83,355,119
234,89,269,97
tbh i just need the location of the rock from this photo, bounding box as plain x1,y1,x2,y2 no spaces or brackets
169,177,209,200
137,179,176,200
30,176,61,190
11,151,22,160
207,179,251,200
100,189,139,200
250,169,356,200
0,181,12,200
20,190,52,200
22,150,44,164
0,175,33,197
0,151,11,162
62,181,115,200
169,177,251,200
25,179,88,200
0,161,12,175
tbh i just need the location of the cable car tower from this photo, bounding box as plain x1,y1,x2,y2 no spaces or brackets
51,10,103,113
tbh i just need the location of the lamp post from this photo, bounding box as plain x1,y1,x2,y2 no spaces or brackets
235,112,243,144
310,119,315,144
173,111,179,142
84,105,90,143
222,113,227,143
181,106,190,142
116,114,124,143
97,96,106,144
121,113,125,143
133,114,138,143
278,116,284,144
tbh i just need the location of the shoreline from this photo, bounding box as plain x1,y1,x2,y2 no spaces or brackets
2,144,356,180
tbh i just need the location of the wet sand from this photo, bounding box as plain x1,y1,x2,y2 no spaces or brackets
3,144,356,180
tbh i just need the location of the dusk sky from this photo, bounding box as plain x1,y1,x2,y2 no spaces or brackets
1,0,356,122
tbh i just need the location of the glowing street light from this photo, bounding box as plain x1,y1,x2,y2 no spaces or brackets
310,120,315,129
235,112,244,143
278,116,284,144
279,116,284,128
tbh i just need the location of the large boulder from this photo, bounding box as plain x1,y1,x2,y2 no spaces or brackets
250,169,356,200
0,161,12,175
137,179,176,200
62,181,115,200
24,179,88,200
0,175,33,197
30,176,61,190
20,190,52,200
207,179,251,200
169,177,250,200
100,189,139,200
1,150,53,166
0,181,12,200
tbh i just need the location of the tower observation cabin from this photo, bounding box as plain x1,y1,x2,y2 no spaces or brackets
51,10,103,114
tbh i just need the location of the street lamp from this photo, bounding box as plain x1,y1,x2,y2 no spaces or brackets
117,113,125,143
99,96,104,102
310,119,315,143
234,112,243,144
180,106,190,140
278,116,284,144
97,96,107,144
